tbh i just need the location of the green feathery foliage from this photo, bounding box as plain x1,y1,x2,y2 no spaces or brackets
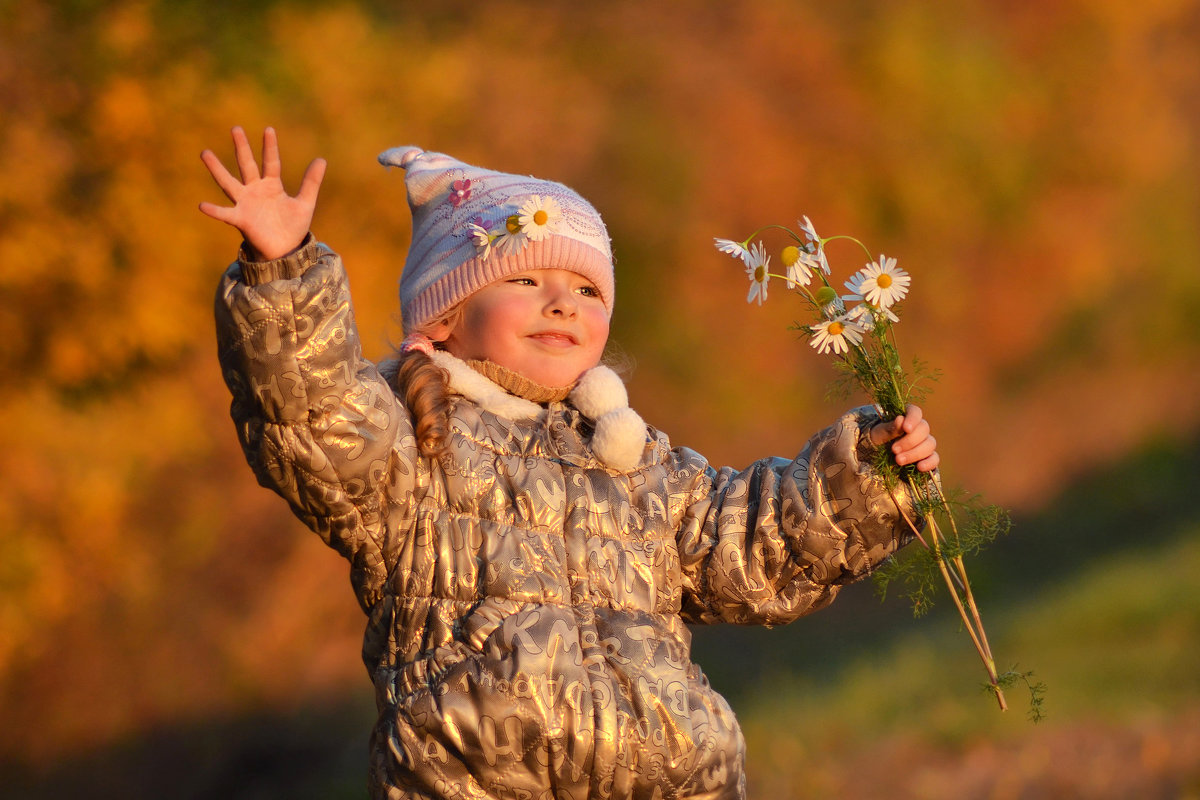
992,667,1048,723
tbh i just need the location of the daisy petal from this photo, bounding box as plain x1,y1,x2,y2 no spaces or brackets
715,238,751,264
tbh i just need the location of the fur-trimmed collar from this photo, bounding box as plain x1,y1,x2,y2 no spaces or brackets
429,350,647,471
431,351,545,421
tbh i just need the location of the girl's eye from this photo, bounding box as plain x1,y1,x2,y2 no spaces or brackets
578,285,600,298
509,277,536,286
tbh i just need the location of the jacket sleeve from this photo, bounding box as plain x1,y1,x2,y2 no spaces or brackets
214,236,412,609
671,406,920,626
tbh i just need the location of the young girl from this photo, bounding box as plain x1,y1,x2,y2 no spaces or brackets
202,127,938,800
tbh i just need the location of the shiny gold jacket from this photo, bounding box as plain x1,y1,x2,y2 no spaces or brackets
215,239,917,800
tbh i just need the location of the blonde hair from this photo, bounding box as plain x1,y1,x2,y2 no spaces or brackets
388,307,465,458
392,349,452,458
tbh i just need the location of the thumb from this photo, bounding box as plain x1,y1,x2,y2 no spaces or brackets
870,414,904,446
199,200,236,225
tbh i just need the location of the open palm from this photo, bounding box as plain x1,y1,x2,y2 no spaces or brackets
199,126,326,261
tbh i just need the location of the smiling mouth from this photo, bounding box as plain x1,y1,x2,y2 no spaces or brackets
529,331,578,346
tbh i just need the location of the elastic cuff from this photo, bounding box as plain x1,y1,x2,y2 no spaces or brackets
237,233,320,284
853,404,886,462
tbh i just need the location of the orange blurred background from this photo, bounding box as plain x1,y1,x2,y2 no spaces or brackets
2,1,1199,797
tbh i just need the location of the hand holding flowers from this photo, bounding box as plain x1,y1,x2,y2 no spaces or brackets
715,217,1044,720
868,403,940,472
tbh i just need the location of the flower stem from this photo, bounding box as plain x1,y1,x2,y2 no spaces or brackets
910,476,1007,711
821,234,874,261
747,223,807,244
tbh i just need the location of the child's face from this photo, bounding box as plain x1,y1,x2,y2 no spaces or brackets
435,268,610,388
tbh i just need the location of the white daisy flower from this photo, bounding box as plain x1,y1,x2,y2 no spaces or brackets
714,238,751,264
780,245,813,288
517,196,562,241
745,241,770,305
809,314,865,355
467,222,493,258
843,273,899,323
492,214,528,256
856,255,911,309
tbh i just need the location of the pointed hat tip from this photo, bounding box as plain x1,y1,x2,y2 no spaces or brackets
378,146,424,169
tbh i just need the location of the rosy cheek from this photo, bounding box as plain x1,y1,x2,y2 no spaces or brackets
591,318,611,343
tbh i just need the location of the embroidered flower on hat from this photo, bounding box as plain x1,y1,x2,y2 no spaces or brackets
448,178,472,207
517,195,562,241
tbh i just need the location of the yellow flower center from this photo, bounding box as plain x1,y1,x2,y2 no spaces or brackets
506,215,521,234
755,265,766,282
877,273,893,288
533,209,548,226
828,321,844,336
781,245,800,266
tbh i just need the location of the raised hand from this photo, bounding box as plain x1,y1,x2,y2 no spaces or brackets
199,126,327,261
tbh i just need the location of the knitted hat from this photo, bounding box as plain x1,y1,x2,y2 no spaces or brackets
378,146,615,334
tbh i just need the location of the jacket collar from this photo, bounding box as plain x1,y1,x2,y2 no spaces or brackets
431,351,545,421
429,350,647,471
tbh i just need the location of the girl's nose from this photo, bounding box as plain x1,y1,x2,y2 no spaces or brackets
545,285,578,317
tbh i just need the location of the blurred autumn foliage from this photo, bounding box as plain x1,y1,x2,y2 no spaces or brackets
2,0,1200,788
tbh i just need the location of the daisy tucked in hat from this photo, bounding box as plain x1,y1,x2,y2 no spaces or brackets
377,146,615,336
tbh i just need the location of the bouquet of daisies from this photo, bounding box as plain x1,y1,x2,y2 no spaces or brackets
715,218,1044,719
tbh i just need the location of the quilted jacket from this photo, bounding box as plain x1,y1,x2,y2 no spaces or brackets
214,237,918,799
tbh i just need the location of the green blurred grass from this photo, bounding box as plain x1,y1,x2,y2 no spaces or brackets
737,521,1200,789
